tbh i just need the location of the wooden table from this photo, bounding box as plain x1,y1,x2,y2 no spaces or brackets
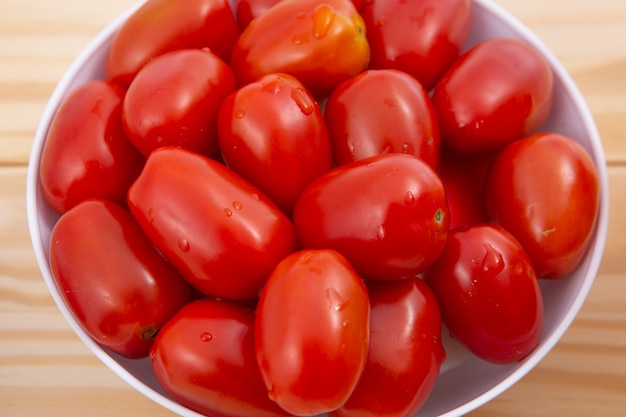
1,0,625,416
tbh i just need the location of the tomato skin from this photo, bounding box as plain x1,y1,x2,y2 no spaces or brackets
150,299,293,417
432,38,554,154
362,0,471,91
40,80,144,214
127,147,298,301
218,73,333,216
49,199,190,359
230,0,370,98
325,69,440,169
331,278,445,417
423,224,544,364
293,153,449,281
105,0,239,88
122,49,236,157
485,132,600,279
438,149,495,229
255,249,370,416
233,0,283,31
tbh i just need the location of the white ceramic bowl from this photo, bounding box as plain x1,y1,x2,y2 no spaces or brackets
27,0,609,416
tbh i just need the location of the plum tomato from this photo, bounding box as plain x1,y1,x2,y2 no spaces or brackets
293,153,449,281
49,199,190,359
432,38,554,154
331,278,445,417
105,0,239,88
122,48,236,157
255,249,370,416
324,69,440,170
150,299,292,417
362,0,471,91
230,0,370,98
485,132,600,279
40,80,144,214
423,224,544,364
127,146,297,301
438,149,495,229
218,73,333,216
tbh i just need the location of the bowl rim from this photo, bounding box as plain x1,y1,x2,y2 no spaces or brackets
25,0,610,416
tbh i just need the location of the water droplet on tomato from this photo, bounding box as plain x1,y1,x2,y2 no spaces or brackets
291,87,315,115
296,11,306,20
326,288,350,311
299,251,319,265
268,385,278,401
224,208,233,217
178,239,190,253
377,225,386,240
405,191,416,206
291,33,309,45
200,332,213,342
481,243,505,276
262,77,283,94
401,143,410,153
383,98,396,107
312,4,336,39
251,193,261,202
235,109,246,119
232,201,243,210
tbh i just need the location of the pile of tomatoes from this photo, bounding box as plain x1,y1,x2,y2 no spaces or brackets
40,0,601,416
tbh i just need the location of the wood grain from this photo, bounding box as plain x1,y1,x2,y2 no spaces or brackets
1,0,625,416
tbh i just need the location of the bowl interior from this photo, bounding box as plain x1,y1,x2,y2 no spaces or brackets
26,1,609,416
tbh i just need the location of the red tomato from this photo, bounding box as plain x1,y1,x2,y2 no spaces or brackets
122,49,236,157
485,132,600,279
49,199,189,359
230,0,370,98
438,149,495,229
325,69,440,169
150,299,292,417
105,0,239,88
233,0,283,30
331,278,445,417
218,73,333,216
127,147,297,301
362,0,471,91
255,249,370,416
40,80,144,214
432,38,554,154
423,224,544,364
293,153,449,281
